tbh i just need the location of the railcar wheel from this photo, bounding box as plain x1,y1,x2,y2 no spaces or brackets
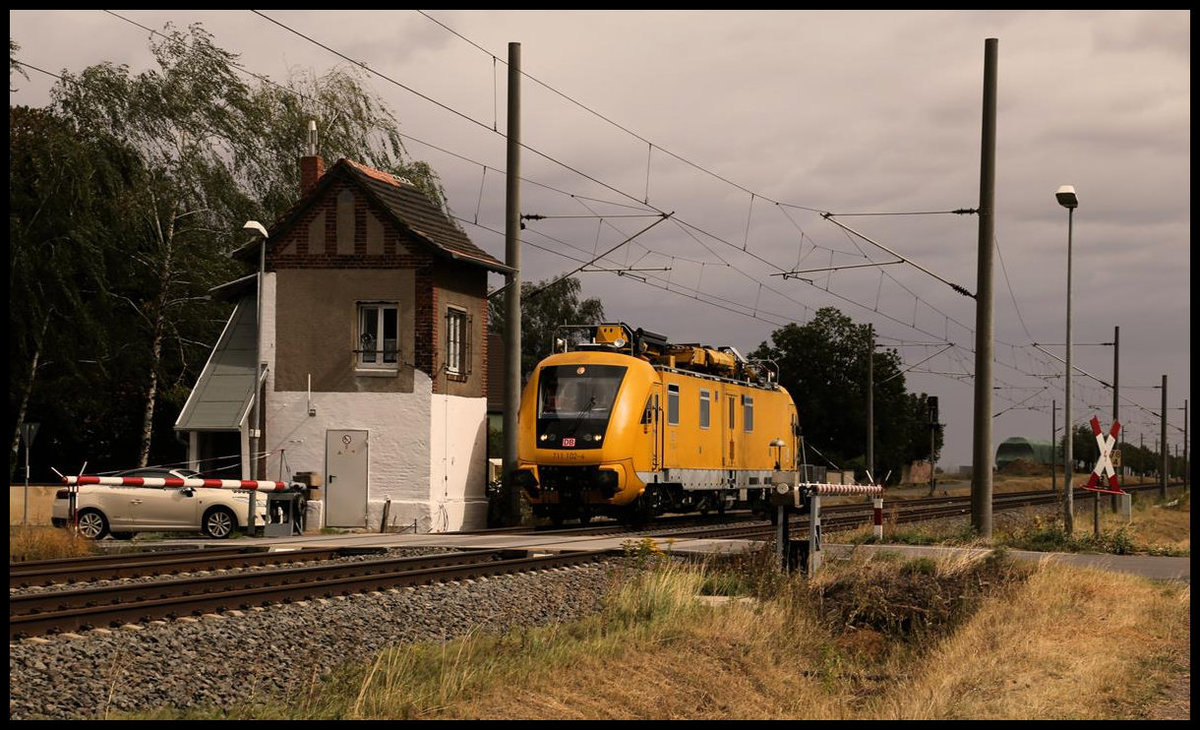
76,509,110,540
202,506,237,539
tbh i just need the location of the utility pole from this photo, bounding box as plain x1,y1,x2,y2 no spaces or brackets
867,323,874,482
1184,399,1189,490
1051,399,1057,495
928,396,939,496
1111,325,1119,511
971,38,998,538
1160,374,1167,499
502,42,523,525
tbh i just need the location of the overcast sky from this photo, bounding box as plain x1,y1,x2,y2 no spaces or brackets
9,10,1191,471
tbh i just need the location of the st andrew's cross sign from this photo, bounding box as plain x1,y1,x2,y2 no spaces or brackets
1083,415,1126,495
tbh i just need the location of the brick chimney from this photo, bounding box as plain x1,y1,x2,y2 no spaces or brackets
300,120,324,195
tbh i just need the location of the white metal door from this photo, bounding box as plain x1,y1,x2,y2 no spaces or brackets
326,429,369,528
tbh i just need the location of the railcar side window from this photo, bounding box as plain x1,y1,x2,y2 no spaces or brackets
699,389,710,429
743,394,754,432
667,384,680,426
641,395,654,424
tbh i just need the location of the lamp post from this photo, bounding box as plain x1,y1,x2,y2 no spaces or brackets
243,220,268,537
243,220,268,481
1056,185,1078,534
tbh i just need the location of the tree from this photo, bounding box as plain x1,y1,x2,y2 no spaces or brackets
9,105,142,478
51,23,261,467
488,277,606,379
241,65,453,222
751,307,941,484
10,21,457,476
10,38,27,91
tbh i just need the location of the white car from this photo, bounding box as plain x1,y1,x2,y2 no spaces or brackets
51,468,271,539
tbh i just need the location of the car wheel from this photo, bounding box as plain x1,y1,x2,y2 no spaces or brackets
202,506,237,539
110,532,136,540
76,509,110,540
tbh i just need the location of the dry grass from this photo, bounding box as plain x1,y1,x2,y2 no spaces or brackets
82,483,1192,721
9,524,96,562
1122,493,1191,554
873,562,1190,719
412,554,1186,720
835,483,1189,558
149,548,1186,721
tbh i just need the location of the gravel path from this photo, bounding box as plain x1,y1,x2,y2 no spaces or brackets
9,554,621,720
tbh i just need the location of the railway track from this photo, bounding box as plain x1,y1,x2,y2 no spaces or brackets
9,482,1177,640
9,548,607,641
650,482,1172,541
8,546,372,589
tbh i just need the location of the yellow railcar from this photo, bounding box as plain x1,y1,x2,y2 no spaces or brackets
514,324,800,524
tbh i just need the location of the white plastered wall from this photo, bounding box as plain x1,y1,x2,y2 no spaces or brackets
259,271,489,533
428,392,490,532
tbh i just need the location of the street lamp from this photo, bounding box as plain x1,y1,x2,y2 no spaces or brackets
1056,185,1078,534
243,220,268,481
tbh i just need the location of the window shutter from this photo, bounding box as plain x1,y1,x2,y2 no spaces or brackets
466,313,473,375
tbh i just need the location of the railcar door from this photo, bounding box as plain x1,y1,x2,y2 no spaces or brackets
726,393,738,466
654,391,662,470
642,387,661,471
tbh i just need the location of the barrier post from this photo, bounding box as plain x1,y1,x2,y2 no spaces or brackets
873,496,884,540
808,493,822,574
775,503,790,572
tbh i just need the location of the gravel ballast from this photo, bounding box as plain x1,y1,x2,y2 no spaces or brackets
9,554,621,720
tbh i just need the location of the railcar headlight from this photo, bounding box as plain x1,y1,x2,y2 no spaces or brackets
539,434,548,441
592,434,603,441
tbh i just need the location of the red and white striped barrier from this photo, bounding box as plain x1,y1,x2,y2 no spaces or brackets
873,496,884,539
800,483,884,496
63,476,292,492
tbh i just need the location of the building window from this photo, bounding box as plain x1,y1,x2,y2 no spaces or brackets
446,307,470,376
743,394,754,432
667,384,680,426
357,302,398,369
699,389,711,429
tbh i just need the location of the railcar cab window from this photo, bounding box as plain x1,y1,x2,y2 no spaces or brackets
743,394,755,432
667,384,680,426
357,302,398,370
536,364,627,449
641,395,656,425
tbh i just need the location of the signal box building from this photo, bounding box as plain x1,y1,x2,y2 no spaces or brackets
175,152,508,532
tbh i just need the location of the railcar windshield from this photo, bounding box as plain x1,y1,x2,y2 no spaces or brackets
535,364,627,449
